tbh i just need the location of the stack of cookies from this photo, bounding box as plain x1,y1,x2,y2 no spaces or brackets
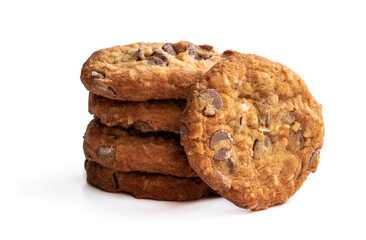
81,41,224,201
81,41,325,210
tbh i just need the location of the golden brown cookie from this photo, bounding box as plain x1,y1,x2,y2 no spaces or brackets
83,119,197,178
85,160,211,201
81,41,222,101
180,52,324,210
89,93,184,134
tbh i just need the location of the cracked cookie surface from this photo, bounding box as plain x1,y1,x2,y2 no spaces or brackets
85,160,212,201
89,93,184,133
180,53,324,210
81,41,222,101
83,119,197,178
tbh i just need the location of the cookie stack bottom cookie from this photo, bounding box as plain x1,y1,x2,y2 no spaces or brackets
83,118,212,201
85,161,211,201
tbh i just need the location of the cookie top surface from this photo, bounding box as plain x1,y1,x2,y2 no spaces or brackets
180,52,324,210
81,41,223,101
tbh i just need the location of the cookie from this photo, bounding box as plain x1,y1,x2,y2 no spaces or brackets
89,93,184,134
83,119,197,178
85,160,211,201
81,41,222,101
180,52,324,210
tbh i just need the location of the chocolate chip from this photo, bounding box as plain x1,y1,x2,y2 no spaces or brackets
97,146,116,161
227,157,237,173
283,110,297,124
133,121,153,133
162,43,177,56
259,110,270,127
308,148,321,170
253,135,272,159
186,44,200,60
299,133,304,149
253,139,261,153
296,165,303,179
111,172,119,189
91,71,105,79
137,45,146,60
239,117,245,128
198,89,223,116
213,167,231,191
92,81,117,97
146,56,165,66
210,130,233,160
200,52,213,60
287,130,304,151
263,135,271,147
199,44,214,51
252,140,260,159
200,89,223,109
264,110,270,127
172,42,188,53
223,50,235,56
152,49,169,63
179,124,188,141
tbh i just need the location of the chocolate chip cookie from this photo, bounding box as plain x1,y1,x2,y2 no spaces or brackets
83,119,197,178
180,52,324,210
81,41,222,101
85,160,211,201
89,93,184,134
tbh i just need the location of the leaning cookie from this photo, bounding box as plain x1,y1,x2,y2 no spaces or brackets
83,119,197,178
89,93,184,134
85,160,211,201
180,52,324,210
81,41,223,101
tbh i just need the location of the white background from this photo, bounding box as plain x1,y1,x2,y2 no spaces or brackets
1,0,365,239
